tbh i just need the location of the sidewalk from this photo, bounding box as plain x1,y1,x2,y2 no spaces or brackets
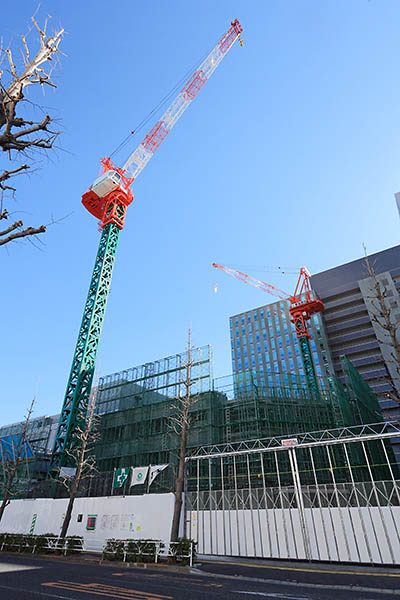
194,554,400,592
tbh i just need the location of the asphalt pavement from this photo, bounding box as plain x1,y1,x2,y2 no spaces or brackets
0,553,398,599
195,555,400,593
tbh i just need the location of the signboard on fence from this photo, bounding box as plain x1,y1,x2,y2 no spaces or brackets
281,438,299,447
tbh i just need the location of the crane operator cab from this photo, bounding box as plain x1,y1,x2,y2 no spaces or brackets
91,169,126,198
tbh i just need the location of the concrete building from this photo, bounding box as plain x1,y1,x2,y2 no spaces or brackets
310,244,400,425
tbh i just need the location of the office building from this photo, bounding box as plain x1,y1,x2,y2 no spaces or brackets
310,244,400,425
229,299,334,392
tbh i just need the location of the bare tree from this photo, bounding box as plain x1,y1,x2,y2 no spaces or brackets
169,329,198,543
363,250,400,406
58,394,99,539
0,395,35,522
0,16,63,247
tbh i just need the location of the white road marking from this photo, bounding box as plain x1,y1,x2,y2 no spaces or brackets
0,563,41,573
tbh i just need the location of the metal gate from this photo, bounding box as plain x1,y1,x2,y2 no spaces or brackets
185,422,400,564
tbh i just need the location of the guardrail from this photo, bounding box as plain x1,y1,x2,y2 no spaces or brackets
0,534,84,555
102,539,195,566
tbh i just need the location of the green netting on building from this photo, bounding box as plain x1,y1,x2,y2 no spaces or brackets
94,355,387,481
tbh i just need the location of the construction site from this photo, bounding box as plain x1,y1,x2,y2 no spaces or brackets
1,16,400,565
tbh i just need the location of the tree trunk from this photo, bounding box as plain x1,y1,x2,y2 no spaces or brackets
0,491,10,523
170,422,188,543
60,491,75,539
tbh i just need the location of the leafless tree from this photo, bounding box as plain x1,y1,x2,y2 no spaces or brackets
0,16,63,247
363,250,400,406
58,394,99,539
169,329,198,544
0,395,35,522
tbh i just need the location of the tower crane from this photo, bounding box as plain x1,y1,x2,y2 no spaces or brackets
49,20,243,474
212,263,324,397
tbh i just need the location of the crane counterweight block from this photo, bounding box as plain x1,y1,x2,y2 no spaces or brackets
82,157,133,230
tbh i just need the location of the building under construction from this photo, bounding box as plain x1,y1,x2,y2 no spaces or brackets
88,347,389,496
0,345,392,499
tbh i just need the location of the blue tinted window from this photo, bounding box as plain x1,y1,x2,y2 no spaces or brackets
244,358,249,368
248,323,253,333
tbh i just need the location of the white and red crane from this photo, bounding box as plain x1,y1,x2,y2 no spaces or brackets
50,20,243,474
212,263,324,395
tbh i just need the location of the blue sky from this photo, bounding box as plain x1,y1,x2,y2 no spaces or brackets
2,0,400,424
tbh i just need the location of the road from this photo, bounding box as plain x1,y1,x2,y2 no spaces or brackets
0,553,398,599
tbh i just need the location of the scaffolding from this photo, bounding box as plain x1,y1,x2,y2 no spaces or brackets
6,350,392,500
93,353,389,485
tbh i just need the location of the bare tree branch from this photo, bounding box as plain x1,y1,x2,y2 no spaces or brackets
363,249,400,407
0,16,63,247
0,392,36,522
170,329,198,547
0,223,45,246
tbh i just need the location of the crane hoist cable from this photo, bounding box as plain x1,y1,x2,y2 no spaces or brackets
109,38,219,161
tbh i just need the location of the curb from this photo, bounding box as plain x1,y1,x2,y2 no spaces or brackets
190,566,400,596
